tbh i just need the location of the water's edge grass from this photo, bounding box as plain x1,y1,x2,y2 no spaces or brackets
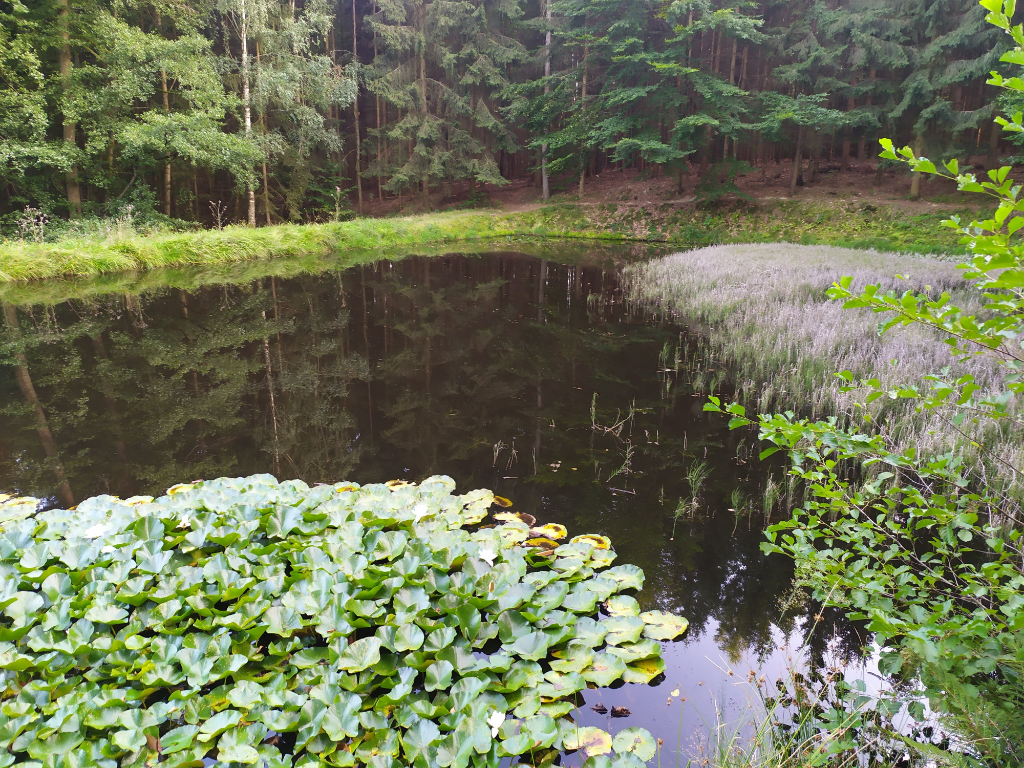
0,198,970,286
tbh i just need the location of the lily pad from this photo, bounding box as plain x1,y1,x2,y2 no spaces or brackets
601,616,646,645
571,534,611,550
561,726,613,758
639,611,690,640
524,537,562,549
621,657,666,684
0,474,684,768
605,595,641,617
581,653,627,686
530,524,568,540
612,727,657,762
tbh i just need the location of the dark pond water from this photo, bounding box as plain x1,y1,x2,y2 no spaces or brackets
0,249,863,762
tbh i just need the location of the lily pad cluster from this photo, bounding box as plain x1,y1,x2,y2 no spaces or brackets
0,475,688,768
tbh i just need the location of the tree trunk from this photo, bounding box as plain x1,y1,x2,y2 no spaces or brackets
909,134,924,200
59,0,82,217
419,5,429,208
541,0,552,201
989,118,1001,165
162,67,172,216
352,0,363,214
3,304,74,507
579,38,588,197
240,0,257,227
789,124,803,196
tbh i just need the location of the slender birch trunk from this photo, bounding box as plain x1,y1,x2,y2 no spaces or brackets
59,0,82,216
239,0,257,227
541,0,551,201
353,0,363,214
419,4,429,208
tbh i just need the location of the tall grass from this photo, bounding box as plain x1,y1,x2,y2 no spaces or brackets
624,243,1023,497
0,200,967,284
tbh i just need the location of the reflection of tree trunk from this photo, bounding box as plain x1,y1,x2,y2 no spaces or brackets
3,304,74,506
360,266,374,448
91,333,130,483
535,260,546,475
261,313,280,476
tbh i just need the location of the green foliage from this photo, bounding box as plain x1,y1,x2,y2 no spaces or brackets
702,2,1024,763
693,158,754,206
0,474,684,767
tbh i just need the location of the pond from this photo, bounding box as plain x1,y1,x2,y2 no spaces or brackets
0,247,863,763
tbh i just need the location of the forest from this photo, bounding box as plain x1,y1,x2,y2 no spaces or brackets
0,0,1012,230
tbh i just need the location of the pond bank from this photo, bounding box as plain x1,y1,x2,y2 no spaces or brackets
0,198,969,283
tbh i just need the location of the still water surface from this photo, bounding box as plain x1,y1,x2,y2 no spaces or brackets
0,249,861,761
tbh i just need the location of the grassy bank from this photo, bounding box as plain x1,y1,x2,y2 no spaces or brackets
0,198,971,284
625,243,1022,497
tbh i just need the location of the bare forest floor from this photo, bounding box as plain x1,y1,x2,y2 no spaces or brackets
360,156,991,219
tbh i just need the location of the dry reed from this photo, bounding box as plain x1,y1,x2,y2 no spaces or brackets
625,243,1022,496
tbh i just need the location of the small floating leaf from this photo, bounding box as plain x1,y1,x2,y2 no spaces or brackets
581,653,627,686
612,727,657,762
601,616,645,645
604,639,659,664
606,595,640,617
640,611,689,640
524,537,562,549
602,565,644,591
571,534,611,550
562,726,613,758
530,524,568,540
493,495,514,508
621,657,665,684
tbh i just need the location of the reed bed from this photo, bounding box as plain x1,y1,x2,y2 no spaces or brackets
625,243,1022,496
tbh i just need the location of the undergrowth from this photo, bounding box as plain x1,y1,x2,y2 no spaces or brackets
0,199,970,284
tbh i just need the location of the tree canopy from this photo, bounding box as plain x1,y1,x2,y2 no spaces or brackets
0,0,1011,227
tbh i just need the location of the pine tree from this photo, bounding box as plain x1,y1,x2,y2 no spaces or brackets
365,0,525,205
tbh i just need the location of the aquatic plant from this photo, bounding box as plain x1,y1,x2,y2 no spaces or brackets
0,475,686,767
625,243,1024,497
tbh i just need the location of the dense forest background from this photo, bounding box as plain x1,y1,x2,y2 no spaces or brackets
0,0,1013,229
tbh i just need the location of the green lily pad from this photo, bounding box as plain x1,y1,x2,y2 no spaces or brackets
561,726,613,758
604,639,660,664
337,637,382,672
601,616,645,645
581,653,627,686
0,474,683,768
602,565,644,592
613,727,657,762
605,595,640,617
639,611,689,640
621,657,665,684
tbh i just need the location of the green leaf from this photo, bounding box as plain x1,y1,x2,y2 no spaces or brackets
337,637,382,672
612,728,656,762
581,653,627,686
218,743,260,764
561,726,613,758
639,611,689,640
